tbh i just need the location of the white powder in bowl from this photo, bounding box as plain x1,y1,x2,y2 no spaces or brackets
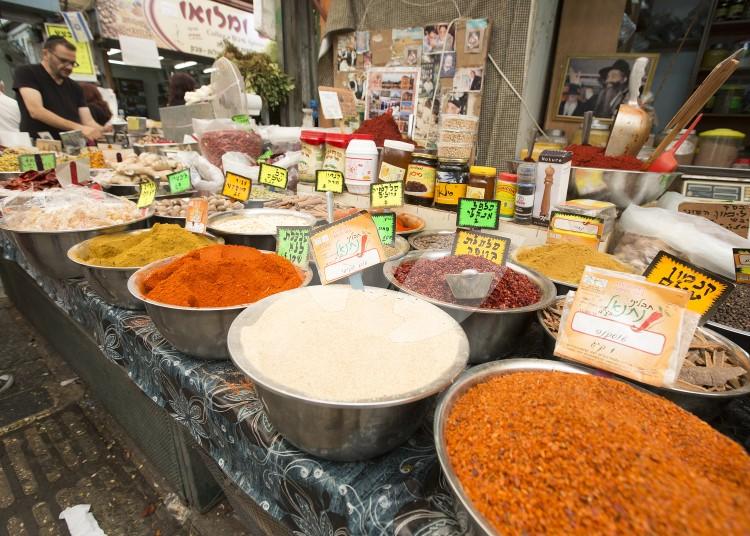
234,286,469,402
211,213,310,234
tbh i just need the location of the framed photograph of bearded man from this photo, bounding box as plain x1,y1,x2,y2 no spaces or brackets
554,53,659,122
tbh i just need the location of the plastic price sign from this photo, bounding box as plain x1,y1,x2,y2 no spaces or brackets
126,116,147,131
370,181,404,209
735,248,750,284
315,170,344,194
371,212,396,246
451,229,510,266
643,251,734,319
456,198,500,230
137,180,157,208
18,153,57,172
310,210,385,284
259,163,289,190
231,114,250,125
185,198,208,233
276,226,311,266
222,171,252,202
167,169,191,194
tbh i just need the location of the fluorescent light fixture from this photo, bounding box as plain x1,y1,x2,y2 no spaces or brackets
203,67,217,74
107,48,120,56
174,61,197,70
108,59,126,65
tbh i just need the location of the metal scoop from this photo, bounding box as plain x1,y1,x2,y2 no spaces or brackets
446,269,494,300
605,57,652,157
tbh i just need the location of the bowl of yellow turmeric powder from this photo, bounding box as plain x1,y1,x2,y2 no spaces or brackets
67,224,221,309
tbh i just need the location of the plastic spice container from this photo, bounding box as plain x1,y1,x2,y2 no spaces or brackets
404,152,438,206
694,129,746,168
495,172,518,220
345,134,378,195
465,165,496,200
378,139,415,182
434,158,469,211
299,130,326,182
322,133,351,173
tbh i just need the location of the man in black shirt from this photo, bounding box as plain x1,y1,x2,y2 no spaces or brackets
13,36,104,140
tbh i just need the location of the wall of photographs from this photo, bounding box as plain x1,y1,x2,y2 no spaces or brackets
333,18,491,149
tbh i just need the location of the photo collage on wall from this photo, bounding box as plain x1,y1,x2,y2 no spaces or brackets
333,18,491,149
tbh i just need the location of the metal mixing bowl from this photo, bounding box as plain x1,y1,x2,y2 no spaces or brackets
1,210,153,279
227,285,470,461
408,229,456,250
127,252,313,359
67,229,223,310
434,358,601,536
383,250,557,363
207,208,317,250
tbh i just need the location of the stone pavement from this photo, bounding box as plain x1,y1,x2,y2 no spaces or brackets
0,283,248,536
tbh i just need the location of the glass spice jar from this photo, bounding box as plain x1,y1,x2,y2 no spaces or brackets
378,139,415,182
404,152,438,206
434,158,469,211
466,165,497,200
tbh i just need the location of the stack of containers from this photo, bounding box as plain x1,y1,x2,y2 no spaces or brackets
437,115,479,161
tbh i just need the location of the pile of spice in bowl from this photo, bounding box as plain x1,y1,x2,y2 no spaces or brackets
441,369,750,534
514,243,634,286
712,284,750,333
393,255,541,310
153,194,244,219
208,210,313,235
409,230,455,250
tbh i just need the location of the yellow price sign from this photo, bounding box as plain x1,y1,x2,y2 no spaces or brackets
370,182,404,209
222,172,252,202
451,229,510,266
259,163,289,190
735,248,750,284
315,170,344,194
643,251,735,318
137,180,157,208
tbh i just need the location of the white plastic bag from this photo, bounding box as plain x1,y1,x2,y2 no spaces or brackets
173,151,224,194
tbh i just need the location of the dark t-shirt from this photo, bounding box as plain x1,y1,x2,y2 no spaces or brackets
13,64,85,139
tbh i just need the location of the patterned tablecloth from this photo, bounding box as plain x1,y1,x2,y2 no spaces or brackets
1,234,467,536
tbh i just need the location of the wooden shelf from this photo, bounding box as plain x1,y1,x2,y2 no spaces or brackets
702,113,750,118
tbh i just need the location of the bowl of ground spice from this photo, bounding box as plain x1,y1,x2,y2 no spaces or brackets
435,358,750,536
127,245,312,359
68,224,221,310
383,250,556,363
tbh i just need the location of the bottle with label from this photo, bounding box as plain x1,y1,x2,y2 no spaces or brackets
434,158,469,211
466,165,497,199
345,134,378,195
514,163,536,225
495,172,518,220
322,133,351,174
378,139,415,182
299,130,327,182
404,152,438,206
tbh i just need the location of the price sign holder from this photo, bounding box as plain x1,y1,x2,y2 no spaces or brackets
310,210,385,285
185,197,208,233
451,229,510,266
456,198,500,230
370,181,404,209
167,169,192,194
643,250,735,321
137,180,157,208
222,171,252,202
18,153,57,172
371,212,396,246
259,163,289,190
733,248,750,284
276,226,311,266
35,139,62,153
315,170,344,194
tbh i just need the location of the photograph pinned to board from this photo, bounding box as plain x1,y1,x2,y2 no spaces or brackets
391,27,422,66
420,55,439,98
424,23,455,53
555,53,658,121
438,52,456,78
464,19,488,53
355,31,370,53
365,67,420,137
342,71,367,101
413,95,441,148
441,91,481,116
453,68,483,92
336,33,357,72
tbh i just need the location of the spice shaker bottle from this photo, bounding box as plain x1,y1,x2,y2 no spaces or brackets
514,163,536,225
495,172,518,220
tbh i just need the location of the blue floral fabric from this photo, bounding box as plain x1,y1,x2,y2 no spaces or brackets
1,234,464,535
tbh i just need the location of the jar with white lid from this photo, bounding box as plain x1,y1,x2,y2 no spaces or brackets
345,134,378,194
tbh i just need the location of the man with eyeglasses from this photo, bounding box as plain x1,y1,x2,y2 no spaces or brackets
13,36,104,140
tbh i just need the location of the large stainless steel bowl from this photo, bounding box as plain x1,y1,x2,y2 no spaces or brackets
1,210,152,279
207,208,317,250
383,250,557,363
407,229,456,250
536,299,750,419
127,252,313,359
227,285,470,461
67,229,222,310
434,358,603,536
